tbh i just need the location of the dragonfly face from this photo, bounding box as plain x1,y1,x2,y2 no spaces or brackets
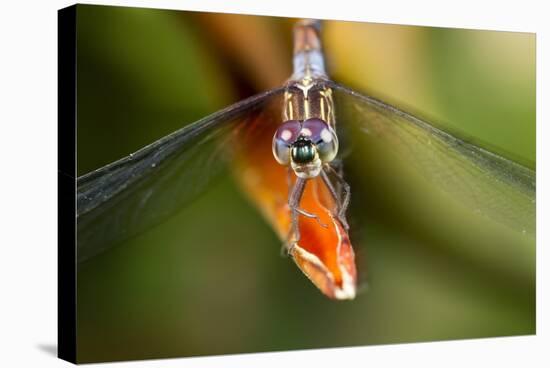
272,118,338,178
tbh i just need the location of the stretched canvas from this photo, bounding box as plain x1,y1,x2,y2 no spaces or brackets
58,4,536,364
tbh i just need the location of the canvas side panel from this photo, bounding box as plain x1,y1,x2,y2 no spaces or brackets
58,4,77,364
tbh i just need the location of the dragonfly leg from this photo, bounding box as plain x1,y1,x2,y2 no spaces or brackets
322,164,351,230
280,177,306,256
282,176,330,256
284,177,308,255
282,224,300,257
286,167,293,195
296,207,328,228
281,228,295,257
329,159,345,195
281,206,327,257
286,167,327,226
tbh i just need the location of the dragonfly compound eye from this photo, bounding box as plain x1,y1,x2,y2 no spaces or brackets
272,120,301,165
301,118,338,163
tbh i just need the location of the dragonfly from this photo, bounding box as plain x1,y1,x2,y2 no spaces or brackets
77,18,536,300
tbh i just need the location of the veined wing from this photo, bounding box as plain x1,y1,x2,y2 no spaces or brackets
329,81,535,236
77,88,285,262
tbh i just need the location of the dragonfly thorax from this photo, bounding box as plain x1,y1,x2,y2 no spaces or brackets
272,118,338,179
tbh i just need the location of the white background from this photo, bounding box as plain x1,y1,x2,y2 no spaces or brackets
0,0,547,366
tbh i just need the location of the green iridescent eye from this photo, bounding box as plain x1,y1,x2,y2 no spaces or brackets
291,137,316,163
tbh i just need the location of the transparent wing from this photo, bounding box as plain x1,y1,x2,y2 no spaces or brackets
77,88,285,262
329,81,535,236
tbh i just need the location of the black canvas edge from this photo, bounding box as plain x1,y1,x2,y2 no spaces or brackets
58,4,77,364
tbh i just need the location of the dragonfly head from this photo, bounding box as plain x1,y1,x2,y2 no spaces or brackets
272,118,338,179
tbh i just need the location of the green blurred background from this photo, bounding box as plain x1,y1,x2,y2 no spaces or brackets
75,5,535,363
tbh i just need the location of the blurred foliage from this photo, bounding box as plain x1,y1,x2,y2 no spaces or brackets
74,5,535,363
326,22,535,166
